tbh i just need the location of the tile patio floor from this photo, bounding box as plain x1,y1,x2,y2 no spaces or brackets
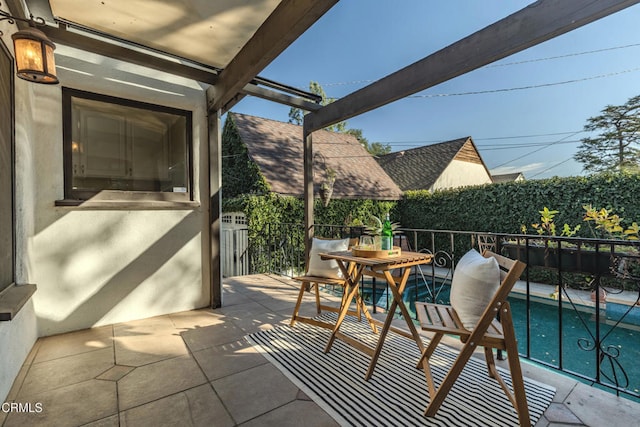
2,274,639,426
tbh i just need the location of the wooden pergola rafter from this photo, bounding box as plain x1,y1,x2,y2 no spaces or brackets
301,0,640,261
203,0,337,307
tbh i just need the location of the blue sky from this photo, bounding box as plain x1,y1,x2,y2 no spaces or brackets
230,1,640,179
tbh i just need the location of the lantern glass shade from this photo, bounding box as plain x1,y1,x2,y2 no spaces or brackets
12,27,59,84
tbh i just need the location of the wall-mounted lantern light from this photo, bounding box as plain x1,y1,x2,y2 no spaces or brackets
12,26,58,84
1,3,58,84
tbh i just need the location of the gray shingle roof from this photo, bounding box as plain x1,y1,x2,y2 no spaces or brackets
377,137,478,191
492,172,525,183
229,113,403,200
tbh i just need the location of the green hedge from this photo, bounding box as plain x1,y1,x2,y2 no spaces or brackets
222,173,640,288
223,194,396,236
398,173,640,237
222,194,397,274
223,173,640,240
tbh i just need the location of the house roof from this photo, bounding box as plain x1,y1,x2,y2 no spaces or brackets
230,113,403,200
377,137,490,191
492,172,525,183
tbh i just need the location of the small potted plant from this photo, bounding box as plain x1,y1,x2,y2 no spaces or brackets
355,214,401,256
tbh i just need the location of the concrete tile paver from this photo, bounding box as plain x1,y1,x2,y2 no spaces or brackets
4,274,640,427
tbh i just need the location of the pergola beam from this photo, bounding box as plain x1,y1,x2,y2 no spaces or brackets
38,25,322,111
304,0,640,133
302,123,314,264
23,0,329,108
40,25,220,85
241,83,322,112
209,0,337,111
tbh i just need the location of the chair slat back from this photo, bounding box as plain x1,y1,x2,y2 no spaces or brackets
483,250,526,297
468,250,526,340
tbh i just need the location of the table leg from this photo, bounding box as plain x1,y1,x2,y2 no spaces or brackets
365,268,425,380
354,292,378,334
384,270,436,386
342,262,378,333
386,270,425,354
324,264,366,353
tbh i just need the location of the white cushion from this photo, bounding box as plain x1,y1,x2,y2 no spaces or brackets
306,238,350,279
450,249,500,329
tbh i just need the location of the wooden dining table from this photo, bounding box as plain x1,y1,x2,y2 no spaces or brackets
319,249,434,380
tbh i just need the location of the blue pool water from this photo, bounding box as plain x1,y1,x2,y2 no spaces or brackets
509,295,640,397
357,280,640,399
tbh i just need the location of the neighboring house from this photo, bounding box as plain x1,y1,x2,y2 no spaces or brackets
223,113,403,200
376,137,492,192
492,172,526,183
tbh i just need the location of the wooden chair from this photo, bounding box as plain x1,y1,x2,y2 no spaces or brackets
290,238,376,331
415,250,530,426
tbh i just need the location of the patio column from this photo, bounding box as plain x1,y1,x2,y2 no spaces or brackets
303,120,314,263
207,108,223,308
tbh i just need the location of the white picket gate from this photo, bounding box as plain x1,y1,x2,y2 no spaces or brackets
221,212,249,277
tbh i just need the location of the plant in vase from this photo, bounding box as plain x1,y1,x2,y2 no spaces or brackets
361,214,401,250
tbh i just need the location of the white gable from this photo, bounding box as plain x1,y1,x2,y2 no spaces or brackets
430,159,492,191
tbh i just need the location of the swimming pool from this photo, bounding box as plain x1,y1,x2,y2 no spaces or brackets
357,280,640,400
509,295,640,397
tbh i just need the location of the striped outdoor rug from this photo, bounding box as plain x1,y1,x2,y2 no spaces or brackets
247,313,555,427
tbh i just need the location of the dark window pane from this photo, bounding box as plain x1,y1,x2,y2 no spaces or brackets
64,89,191,199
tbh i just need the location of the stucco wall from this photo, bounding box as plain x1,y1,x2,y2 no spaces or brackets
27,45,212,336
0,299,37,402
0,28,39,403
431,159,492,191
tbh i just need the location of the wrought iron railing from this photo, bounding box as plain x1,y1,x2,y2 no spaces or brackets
242,223,640,400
